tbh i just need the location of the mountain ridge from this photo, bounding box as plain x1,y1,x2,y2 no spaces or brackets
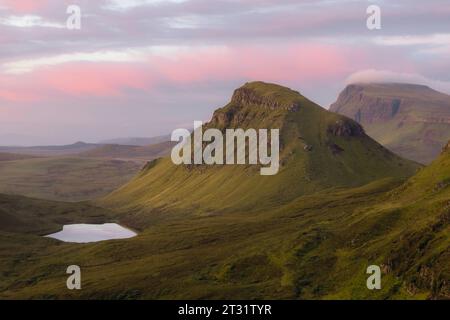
330,82,450,164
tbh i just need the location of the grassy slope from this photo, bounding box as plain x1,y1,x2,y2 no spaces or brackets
0,193,114,235
0,157,142,202
0,193,116,297
1,168,447,299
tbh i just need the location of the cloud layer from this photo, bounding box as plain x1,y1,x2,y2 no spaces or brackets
1,0,450,144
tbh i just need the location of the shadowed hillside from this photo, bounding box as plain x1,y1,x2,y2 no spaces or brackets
0,193,114,235
330,83,450,164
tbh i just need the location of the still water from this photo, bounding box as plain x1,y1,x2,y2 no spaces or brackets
45,223,137,243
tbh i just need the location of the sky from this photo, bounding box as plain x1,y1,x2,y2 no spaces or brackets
0,0,450,145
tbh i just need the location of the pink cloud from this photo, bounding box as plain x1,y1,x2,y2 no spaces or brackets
2,0,49,13
0,63,153,101
0,89,38,102
0,74,40,102
151,43,360,86
36,63,152,96
0,43,371,103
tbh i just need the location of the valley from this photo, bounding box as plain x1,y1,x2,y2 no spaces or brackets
0,140,173,202
0,82,448,300
0,156,142,202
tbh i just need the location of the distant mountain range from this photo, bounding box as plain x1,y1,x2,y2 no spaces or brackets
98,135,170,146
330,83,450,164
79,141,174,160
0,138,173,160
0,141,99,156
0,152,38,161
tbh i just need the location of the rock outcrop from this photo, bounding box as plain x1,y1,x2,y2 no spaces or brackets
231,87,300,112
327,119,365,137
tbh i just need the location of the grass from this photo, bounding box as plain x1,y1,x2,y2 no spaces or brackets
0,157,142,202
0,82,447,300
1,173,447,299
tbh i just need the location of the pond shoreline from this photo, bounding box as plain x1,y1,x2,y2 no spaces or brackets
44,223,137,243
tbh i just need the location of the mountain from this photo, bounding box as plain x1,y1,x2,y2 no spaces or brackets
330,83,450,164
101,81,419,224
0,141,99,156
98,135,170,146
79,141,174,160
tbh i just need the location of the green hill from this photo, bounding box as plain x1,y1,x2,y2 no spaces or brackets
101,82,419,223
330,83,450,164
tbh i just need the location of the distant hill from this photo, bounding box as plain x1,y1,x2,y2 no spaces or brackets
79,141,175,160
98,135,170,146
0,141,99,156
330,83,450,164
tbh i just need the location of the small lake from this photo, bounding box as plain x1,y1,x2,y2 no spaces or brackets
45,223,137,243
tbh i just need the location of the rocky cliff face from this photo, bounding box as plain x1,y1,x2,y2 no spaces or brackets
208,82,301,130
330,84,404,124
231,87,300,112
327,119,365,137
330,83,450,164
443,141,450,154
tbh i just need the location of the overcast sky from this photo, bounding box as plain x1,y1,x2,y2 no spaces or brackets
0,0,450,145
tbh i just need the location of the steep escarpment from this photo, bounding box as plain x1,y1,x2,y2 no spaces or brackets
330,83,450,164
208,82,304,130
379,140,450,299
